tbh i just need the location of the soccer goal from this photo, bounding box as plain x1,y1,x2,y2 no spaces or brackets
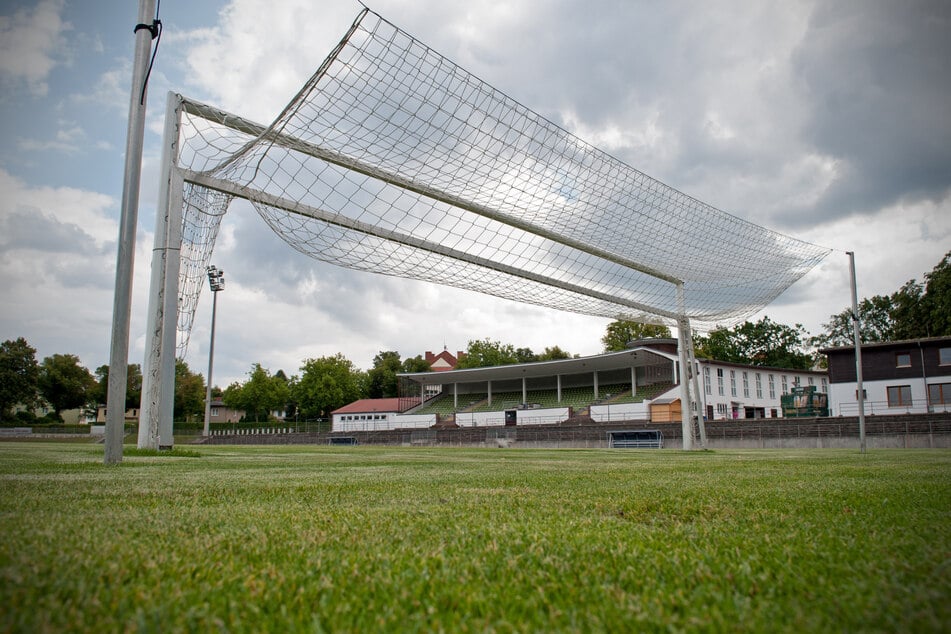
138,8,830,450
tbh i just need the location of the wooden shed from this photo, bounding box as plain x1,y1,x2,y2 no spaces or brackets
650,397,682,422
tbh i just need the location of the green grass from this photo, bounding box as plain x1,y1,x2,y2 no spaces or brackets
0,443,948,633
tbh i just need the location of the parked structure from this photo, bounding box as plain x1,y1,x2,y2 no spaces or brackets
821,337,951,416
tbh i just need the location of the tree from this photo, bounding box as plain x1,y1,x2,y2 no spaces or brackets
921,251,951,337
37,354,96,417
693,317,812,370
367,350,402,399
91,364,143,410
890,279,926,340
515,347,537,363
813,251,951,348
222,365,292,422
811,295,895,350
401,355,431,374
602,320,672,352
455,339,519,369
174,360,205,421
0,337,40,419
295,354,364,420
538,345,572,361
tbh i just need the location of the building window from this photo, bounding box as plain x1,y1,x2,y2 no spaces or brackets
703,367,711,395
886,385,913,407
211,407,219,417
730,370,737,397
716,403,728,416
940,348,951,365
855,389,867,400
770,409,778,418
768,374,776,399
717,368,725,396
821,378,828,392
808,376,815,386
755,373,763,399
781,375,788,394
743,372,750,398
929,383,950,405
896,353,911,368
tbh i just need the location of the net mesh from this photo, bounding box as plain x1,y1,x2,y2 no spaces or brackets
172,8,830,357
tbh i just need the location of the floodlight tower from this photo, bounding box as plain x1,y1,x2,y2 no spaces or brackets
202,266,225,437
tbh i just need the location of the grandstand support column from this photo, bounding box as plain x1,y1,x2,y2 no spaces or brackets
631,367,637,396
139,92,184,450
557,375,562,403
522,378,527,405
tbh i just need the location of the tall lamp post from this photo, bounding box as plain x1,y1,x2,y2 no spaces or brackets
203,266,225,436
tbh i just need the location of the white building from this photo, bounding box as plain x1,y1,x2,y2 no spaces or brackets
821,337,951,416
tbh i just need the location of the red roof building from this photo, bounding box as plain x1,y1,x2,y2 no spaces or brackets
425,348,465,371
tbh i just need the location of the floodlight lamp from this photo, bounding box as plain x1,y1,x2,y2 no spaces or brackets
207,265,225,292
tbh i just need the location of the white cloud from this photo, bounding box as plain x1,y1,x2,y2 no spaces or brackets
0,168,155,371
0,0,69,96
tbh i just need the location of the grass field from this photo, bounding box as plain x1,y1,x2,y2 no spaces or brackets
0,443,948,633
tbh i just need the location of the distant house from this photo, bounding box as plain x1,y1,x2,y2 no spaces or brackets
207,398,244,424
331,398,403,432
95,406,140,424
424,348,466,372
822,336,951,416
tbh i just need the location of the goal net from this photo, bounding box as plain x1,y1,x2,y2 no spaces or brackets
141,7,830,450
169,8,829,359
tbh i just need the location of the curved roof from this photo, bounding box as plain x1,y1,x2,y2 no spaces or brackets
398,346,675,387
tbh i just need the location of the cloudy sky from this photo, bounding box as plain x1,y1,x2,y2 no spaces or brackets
1,0,949,388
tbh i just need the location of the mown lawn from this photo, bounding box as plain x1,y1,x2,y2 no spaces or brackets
0,443,948,632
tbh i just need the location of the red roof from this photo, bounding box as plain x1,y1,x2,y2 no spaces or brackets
331,398,403,415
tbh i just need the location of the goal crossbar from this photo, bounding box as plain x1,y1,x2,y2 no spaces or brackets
184,167,681,321
182,99,682,286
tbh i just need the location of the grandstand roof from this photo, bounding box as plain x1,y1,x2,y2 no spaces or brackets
398,346,676,387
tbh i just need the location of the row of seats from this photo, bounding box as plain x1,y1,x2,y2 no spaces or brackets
413,383,674,415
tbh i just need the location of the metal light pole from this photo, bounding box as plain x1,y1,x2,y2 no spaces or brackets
847,251,866,453
202,266,225,436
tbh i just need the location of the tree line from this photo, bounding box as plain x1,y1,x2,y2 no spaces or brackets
3,251,947,423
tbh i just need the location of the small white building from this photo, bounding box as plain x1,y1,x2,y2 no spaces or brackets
331,398,403,432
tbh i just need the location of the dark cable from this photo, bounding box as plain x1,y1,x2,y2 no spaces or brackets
134,0,162,105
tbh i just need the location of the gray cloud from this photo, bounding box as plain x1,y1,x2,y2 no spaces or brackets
793,0,951,216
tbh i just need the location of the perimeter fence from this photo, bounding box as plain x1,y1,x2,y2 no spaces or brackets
204,413,951,449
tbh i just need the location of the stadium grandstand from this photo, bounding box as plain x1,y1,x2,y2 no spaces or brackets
329,339,827,433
